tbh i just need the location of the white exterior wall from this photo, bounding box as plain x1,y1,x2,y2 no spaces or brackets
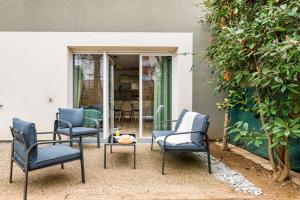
0,32,193,140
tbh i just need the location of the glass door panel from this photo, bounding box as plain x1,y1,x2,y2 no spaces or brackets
73,54,103,135
141,56,172,137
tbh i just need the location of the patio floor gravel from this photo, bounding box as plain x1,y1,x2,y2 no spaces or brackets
0,143,255,200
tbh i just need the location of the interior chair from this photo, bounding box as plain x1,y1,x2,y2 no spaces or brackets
55,108,101,148
151,108,188,151
153,112,211,175
131,101,139,122
9,118,85,200
118,101,133,121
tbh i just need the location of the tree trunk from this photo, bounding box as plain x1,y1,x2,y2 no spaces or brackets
222,108,230,151
256,89,290,182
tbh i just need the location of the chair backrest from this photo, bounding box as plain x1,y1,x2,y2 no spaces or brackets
11,118,38,163
131,101,139,110
191,113,209,145
121,101,133,112
174,109,189,131
58,108,84,128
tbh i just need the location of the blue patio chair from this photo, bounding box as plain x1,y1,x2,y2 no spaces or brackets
151,108,188,151
54,108,101,148
153,112,211,175
9,118,85,200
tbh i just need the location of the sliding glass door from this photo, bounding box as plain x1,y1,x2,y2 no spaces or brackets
141,56,172,137
73,53,172,139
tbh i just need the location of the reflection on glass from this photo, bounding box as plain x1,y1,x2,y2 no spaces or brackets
73,54,103,131
142,56,172,137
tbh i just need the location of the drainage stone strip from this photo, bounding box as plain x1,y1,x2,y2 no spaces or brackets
196,152,263,196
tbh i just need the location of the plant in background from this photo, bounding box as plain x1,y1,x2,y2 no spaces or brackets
204,0,300,181
216,90,250,151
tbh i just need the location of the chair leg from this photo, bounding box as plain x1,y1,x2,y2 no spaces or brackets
161,150,166,175
70,136,73,147
205,135,212,174
119,112,122,122
151,135,154,151
104,144,107,169
80,157,85,183
79,136,85,183
23,168,29,200
133,145,136,169
10,140,14,183
9,159,13,183
96,131,100,148
53,132,56,145
207,150,212,174
79,136,83,147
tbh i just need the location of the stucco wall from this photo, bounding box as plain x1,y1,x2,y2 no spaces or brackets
0,0,224,139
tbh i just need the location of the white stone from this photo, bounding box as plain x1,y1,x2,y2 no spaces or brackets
196,152,263,195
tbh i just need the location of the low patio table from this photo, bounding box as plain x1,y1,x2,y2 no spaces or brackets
103,133,136,169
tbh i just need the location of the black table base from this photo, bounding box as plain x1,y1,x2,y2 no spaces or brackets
103,143,136,169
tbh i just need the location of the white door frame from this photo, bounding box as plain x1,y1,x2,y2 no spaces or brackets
72,51,175,139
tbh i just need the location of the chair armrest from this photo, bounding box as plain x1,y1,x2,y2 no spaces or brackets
83,117,100,129
57,119,72,128
163,130,206,147
36,131,62,140
56,119,73,136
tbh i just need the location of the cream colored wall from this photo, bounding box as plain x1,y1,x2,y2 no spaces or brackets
0,32,193,140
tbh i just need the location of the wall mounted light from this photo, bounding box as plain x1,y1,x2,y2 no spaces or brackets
46,97,53,103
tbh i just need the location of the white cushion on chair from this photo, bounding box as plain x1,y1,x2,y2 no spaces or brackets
156,112,198,145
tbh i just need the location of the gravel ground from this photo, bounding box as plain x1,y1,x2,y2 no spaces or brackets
196,152,263,195
0,143,254,200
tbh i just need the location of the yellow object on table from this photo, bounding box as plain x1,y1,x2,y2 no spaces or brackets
115,130,120,136
118,135,132,144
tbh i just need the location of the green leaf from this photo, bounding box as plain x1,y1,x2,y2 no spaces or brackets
234,134,242,142
274,118,286,127
274,27,286,32
283,129,291,137
255,139,262,147
280,4,287,10
235,29,244,34
249,44,255,49
281,86,286,93
274,77,283,84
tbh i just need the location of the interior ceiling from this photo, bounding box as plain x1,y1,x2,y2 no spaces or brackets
111,55,139,69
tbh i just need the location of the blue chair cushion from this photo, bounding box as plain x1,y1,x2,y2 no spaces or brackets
12,118,38,163
174,109,188,131
191,114,209,146
14,144,80,170
59,108,83,128
153,130,175,138
57,127,98,136
158,140,206,151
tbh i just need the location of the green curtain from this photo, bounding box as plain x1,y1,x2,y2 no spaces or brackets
73,65,84,108
153,57,172,130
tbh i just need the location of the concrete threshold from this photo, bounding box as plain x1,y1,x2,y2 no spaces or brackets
215,142,300,185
